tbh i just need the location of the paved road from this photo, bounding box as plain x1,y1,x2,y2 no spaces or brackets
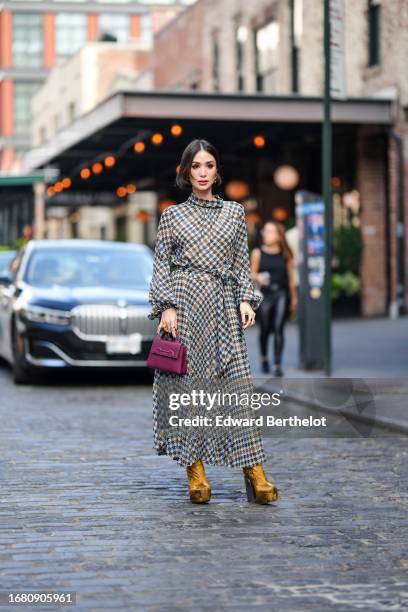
0,365,407,611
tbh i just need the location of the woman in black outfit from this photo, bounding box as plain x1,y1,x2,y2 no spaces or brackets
250,221,298,376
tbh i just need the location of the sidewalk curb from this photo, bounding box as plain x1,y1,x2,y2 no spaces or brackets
255,382,408,436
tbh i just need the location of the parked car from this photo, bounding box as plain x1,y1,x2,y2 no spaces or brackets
0,240,157,383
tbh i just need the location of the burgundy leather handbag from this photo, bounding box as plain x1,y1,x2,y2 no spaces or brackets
147,329,187,375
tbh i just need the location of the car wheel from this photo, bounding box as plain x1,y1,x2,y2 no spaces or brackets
12,325,33,385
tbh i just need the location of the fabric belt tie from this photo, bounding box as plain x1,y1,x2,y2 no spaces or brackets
172,264,239,376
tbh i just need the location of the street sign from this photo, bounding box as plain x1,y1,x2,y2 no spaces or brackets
0,170,58,187
296,191,326,370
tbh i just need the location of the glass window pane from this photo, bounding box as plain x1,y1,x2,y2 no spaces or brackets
56,13,87,58
255,20,280,92
12,13,43,68
140,13,153,45
99,14,130,42
14,82,41,137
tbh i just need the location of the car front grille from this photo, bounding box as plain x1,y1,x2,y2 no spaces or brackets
71,304,154,340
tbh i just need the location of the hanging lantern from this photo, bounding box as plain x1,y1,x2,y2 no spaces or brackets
116,186,127,198
92,162,103,175
104,155,116,168
80,168,91,180
136,210,151,223
151,133,164,145
253,135,266,148
170,124,183,137
273,207,289,221
225,180,250,201
274,165,300,190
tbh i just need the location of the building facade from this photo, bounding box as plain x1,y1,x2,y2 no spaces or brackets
151,0,408,317
0,0,196,170
153,0,406,102
31,42,152,148
10,0,407,318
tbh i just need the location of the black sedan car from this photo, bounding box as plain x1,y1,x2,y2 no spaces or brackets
0,240,157,383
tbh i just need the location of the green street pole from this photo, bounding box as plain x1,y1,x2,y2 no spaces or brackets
323,0,332,376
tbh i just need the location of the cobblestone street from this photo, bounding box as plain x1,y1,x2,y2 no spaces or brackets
0,367,407,611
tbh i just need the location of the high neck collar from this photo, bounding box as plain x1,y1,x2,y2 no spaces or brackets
187,191,223,209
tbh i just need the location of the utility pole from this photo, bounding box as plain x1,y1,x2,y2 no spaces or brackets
323,0,332,376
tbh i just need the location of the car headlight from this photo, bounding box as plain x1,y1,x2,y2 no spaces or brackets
20,305,72,325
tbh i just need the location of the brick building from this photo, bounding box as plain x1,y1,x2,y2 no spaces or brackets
0,0,195,171
151,0,407,317
15,0,407,318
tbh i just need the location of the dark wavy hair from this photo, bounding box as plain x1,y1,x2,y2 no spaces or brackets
261,221,294,262
175,139,222,190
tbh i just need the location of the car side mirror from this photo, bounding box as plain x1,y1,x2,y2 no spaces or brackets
0,272,12,286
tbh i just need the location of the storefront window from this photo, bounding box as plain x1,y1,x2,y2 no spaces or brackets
56,13,87,59
254,20,280,93
12,13,43,68
14,82,41,137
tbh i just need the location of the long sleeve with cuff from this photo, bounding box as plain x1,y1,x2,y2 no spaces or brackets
148,208,178,321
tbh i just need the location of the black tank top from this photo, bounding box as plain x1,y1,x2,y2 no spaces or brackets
258,248,288,291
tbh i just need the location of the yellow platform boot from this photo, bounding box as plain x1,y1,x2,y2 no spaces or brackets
186,459,211,503
243,464,278,504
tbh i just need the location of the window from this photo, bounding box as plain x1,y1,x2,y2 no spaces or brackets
211,30,220,92
140,13,153,45
14,82,41,137
99,14,130,42
56,13,87,58
235,25,247,92
254,20,280,93
291,0,302,93
68,101,76,122
368,0,381,66
12,13,43,68
39,126,47,144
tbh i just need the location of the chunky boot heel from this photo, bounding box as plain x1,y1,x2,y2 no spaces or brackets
186,459,211,504
243,464,278,504
244,475,256,502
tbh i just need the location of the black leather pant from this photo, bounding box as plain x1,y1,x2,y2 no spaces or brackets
257,288,289,366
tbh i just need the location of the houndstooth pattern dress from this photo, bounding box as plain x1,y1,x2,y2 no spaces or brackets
147,191,267,468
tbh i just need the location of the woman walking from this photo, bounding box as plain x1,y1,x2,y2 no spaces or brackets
148,139,278,505
250,221,298,376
